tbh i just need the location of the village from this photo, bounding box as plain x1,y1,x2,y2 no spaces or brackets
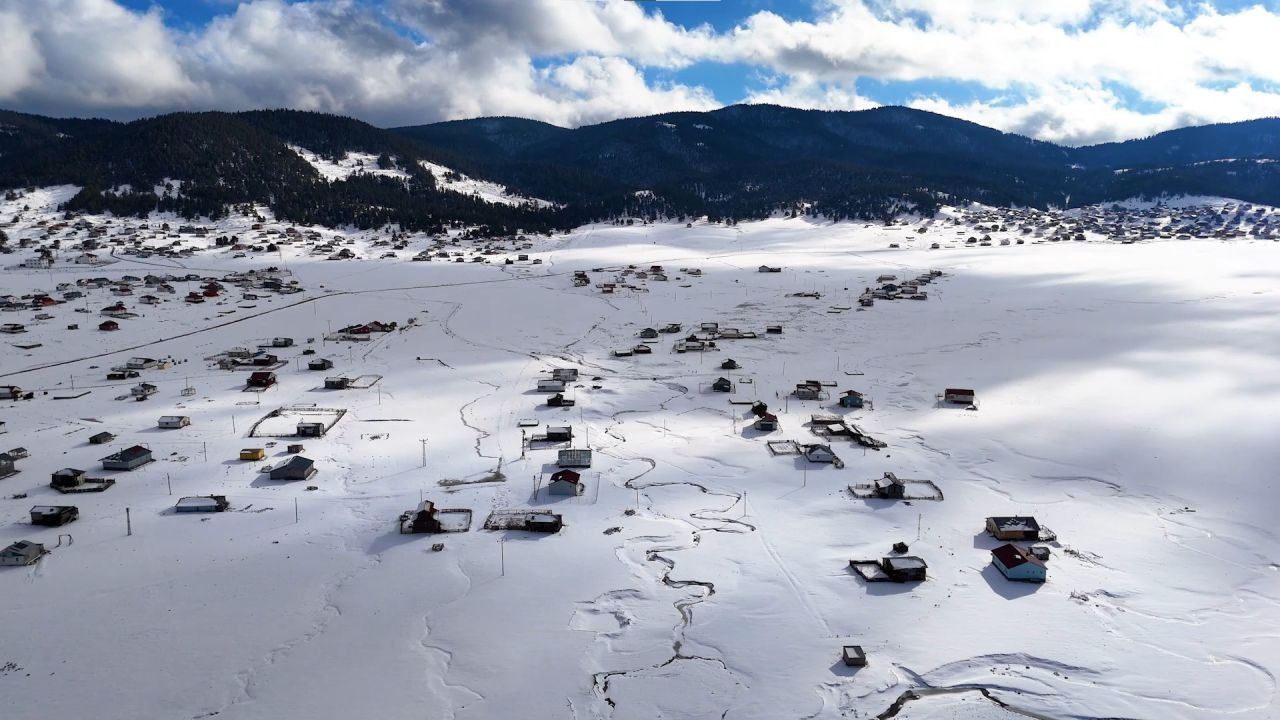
1,185,1277,720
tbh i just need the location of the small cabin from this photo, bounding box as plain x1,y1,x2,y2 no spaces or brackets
547,393,574,407
402,500,443,533
51,468,87,489
720,359,739,370
537,379,567,393
247,371,277,388
842,645,867,667
548,469,584,496
838,390,865,409
88,431,115,445
99,320,120,331
765,325,782,334
754,414,779,432
986,516,1041,541
991,543,1047,583
711,377,733,393
239,448,266,461
943,388,976,405
873,472,906,499
269,456,316,481
0,540,45,567
308,358,334,371
176,495,229,513
551,368,579,382
803,444,836,463
881,555,927,582
0,452,14,478
271,337,294,347
101,445,153,471
30,505,78,527
545,426,573,442
525,512,563,533
638,328,659,339
296,422,325,437
158,415,191,429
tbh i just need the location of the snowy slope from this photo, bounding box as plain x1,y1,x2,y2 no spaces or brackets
419,160,555,208
288,145,412,182
1,200,1278,720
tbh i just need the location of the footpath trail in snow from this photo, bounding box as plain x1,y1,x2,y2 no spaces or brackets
1,201,1279,720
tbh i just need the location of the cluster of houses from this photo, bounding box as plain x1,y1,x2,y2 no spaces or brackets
940,200,1280,245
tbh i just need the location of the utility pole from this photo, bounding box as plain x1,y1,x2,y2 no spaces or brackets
295,498,299,524
166,473,172,495
500,538,505,577
420,438,427,467
126,507,132,536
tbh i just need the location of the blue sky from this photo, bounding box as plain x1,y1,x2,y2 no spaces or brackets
3,0,1280,144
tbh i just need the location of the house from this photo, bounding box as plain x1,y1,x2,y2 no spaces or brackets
551,368,579,381
402,500,443,533
638,328,659,339
158,415,191,429
324,376,351,390
803,444,837,463
308,358,334,371
239,448,265,461
0,452,13,479
544,426,573,442
269,455,316,481
247,371,277,388
537,379,567,393
525,512,563,533
101,445,153,470
548,469,585,496
842,645,867,667
271,337,294,347
991,543,1047,582
986,516,1041,541
794,382,824,400
873,472,907,499
750,401,770,418
720,359,739,370
175,495,229,513
838,390,865,409
558,449,592,468
131,382,158,399
0,540,45,567
0,323,26,334
296,422,325,437
547,393,575,407
0,386,25,400
250,354,278,366
943,388,976,405
711,377,733,393
30,505,79,527
51,468,86,489
754,414,779,431
88,431,115,445
99,320,120,331
881,555,928,582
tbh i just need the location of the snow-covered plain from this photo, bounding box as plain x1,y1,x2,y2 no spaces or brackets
1,199,1279,720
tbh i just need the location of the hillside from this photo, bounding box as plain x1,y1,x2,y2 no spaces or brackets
2,105,1280,226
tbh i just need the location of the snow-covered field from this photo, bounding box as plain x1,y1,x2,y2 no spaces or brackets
2,205,1279,719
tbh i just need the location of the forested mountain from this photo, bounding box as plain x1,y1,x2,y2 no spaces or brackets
1,105,1278,230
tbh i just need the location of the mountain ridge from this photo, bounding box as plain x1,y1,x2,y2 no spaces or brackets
3,105,1279,230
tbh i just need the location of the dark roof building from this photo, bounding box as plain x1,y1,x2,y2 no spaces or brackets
269,455,316,481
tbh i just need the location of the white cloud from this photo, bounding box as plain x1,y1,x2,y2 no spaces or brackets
0,0,1278,143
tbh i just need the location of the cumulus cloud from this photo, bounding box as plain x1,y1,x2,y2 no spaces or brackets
0,0,1278,143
